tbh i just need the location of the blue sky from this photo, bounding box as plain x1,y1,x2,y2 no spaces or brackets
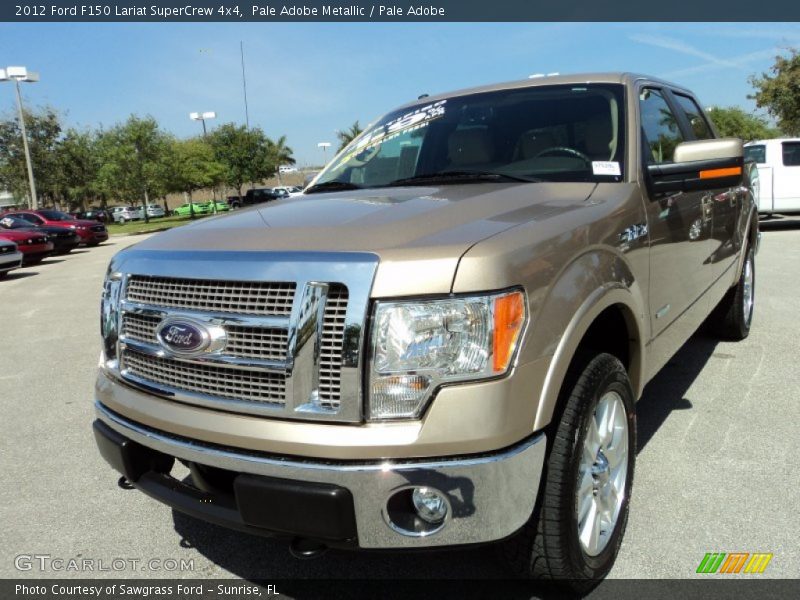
1,22,799,165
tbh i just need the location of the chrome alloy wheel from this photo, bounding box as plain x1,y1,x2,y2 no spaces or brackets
575,391,629,557
743,252,754,327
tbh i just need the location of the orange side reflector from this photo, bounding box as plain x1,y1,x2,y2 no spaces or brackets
493,292,525,373
699,166,741,179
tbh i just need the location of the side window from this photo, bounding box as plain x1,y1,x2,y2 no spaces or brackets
639,88,685,164
674,94,713,140
744,145,767,164
18,213,41,224
782,142,800,167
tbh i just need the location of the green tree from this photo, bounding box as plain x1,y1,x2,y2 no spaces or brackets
96,115,170,223
336,121,363,151
165,137,224,218
0,107,62,208
54,128,102,210
706,107,780,142
268,135,295,183
208,123,274,199
749,48,800,136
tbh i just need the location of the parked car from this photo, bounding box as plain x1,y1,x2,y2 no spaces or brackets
201,200,230,213
0,239,23,279
2,209,108,246
744,138,800,215
173,202,210,217
0,215,80,255
0,228,53,265
110,206,144,223
146,204,166,218
226,187,288,209
74,209,112,223
94,73,758,589
271,186,303,197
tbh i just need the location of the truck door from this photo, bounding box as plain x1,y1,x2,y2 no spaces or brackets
670,91,742,281
774,140,800,212
638,86,713,338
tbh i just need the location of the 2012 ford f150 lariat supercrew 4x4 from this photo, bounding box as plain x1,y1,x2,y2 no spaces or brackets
94,73,758,587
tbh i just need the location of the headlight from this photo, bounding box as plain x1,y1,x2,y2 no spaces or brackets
368,290,526,420
100,269,124,366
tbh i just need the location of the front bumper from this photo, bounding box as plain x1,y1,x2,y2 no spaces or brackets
0,250,23,273
94,401,546,549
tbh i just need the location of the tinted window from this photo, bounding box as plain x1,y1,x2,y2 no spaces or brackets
744,145,766,164
639,88,685,164
783,142,800,166
674,94,713,140
16,213,41,224
315,83,627,187
38,210,73,221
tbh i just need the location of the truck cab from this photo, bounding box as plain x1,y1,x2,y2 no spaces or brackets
744,137,800,215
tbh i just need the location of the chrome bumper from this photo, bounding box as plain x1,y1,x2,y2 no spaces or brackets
95,401,546,549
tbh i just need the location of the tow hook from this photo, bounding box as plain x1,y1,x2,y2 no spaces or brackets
289,538,328,560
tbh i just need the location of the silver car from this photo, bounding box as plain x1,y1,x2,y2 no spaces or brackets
0,239,23,279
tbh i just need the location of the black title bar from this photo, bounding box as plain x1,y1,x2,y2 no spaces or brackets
3,0,800,22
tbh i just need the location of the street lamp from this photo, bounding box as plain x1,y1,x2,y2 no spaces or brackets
189,111,216,137
189,111,218,214
317,142,332,166
0,66,40,210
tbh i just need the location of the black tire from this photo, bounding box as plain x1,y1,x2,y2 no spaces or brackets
500,353,636,592
708,245,755,341
0,272,8,280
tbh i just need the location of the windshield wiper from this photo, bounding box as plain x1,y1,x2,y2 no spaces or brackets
385,170,542,187
304,180,363,194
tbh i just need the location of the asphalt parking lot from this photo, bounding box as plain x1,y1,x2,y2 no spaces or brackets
1,220,798,589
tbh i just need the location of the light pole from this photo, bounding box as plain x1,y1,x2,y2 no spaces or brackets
190,111,217,213
317,142,332,167
1,66,40,210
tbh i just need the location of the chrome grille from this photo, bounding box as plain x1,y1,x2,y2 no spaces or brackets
319,285,348,409
123,350,286,406
126,275,296,316
121,313,289,362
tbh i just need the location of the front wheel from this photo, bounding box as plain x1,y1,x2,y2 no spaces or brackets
501,353,635,591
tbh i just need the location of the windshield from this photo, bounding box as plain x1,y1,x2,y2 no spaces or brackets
313,84,625,190
38,210,74,221
0,216,31,229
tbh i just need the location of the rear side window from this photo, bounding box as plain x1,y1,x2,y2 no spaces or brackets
744,145,766,164
783,142,800,166
639,88,685,164
673,94,713,140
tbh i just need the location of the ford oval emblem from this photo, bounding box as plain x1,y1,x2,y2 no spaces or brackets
156,319,210,356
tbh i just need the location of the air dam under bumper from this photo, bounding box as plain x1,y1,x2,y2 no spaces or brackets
94,402,546,549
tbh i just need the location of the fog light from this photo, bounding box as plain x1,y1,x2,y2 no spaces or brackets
412,487,448,524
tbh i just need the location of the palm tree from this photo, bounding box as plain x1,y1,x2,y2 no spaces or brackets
337,121,363,151
269,135,295,184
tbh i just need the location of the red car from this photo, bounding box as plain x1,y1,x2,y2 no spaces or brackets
3,209,108,246
0,229,53,265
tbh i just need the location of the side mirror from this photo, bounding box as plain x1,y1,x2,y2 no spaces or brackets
647,137,744,194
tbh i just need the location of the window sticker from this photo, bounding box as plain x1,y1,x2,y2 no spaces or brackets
592,161,621,176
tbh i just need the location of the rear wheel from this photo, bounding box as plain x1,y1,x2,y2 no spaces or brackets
708,245,754,340
501,353,635,592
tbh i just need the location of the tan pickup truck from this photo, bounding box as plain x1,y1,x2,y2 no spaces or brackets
94,73,758,587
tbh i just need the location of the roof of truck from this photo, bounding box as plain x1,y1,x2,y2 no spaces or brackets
396,72,690,111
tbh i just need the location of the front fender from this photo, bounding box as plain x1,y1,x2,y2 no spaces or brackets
529,248,648,431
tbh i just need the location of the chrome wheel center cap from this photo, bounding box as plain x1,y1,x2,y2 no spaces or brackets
592,451,610,488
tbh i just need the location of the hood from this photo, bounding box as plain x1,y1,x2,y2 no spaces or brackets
127,183,597,295
137,183,597,253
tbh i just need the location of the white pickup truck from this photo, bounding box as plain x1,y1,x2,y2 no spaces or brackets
744,138,800,215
